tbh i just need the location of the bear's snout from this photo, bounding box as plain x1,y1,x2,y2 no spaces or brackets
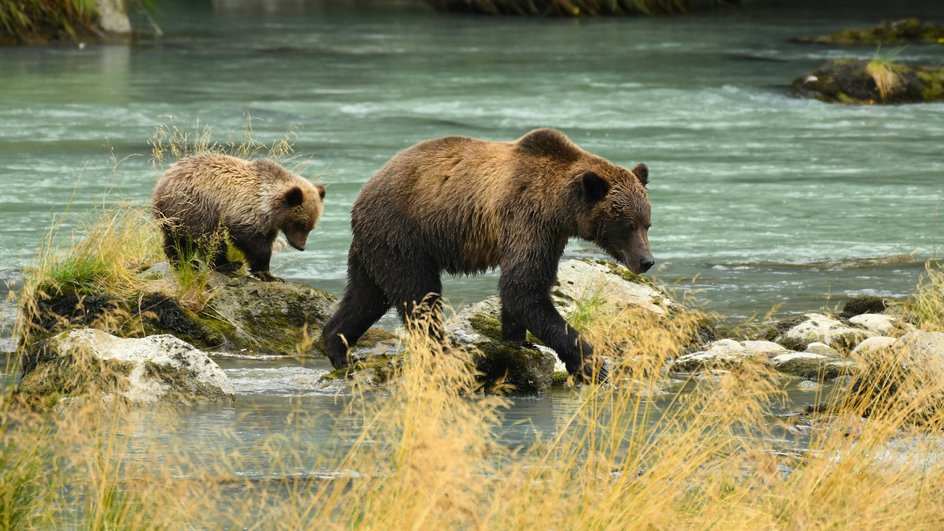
640,258,655,273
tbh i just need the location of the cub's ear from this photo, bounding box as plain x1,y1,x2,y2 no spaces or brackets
316,184,326,200
284,186,304,207
581,171,609,203
632,163,649,187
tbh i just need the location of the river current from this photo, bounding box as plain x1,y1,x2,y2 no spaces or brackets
0,0,942,473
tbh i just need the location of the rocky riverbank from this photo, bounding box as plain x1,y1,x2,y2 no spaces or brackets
13,252,943,409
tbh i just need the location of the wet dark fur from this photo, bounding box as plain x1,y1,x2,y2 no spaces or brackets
322,129,652,377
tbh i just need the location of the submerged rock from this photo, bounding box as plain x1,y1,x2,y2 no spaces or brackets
841,295,890,317
771,352,855,380
17,329,234,405
792,59,944,105
793,18,944,45
766,313,871,353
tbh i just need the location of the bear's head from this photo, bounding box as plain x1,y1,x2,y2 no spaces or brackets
274,181,326,251
575,161,653,274
517,129,654,274
516,129,655,274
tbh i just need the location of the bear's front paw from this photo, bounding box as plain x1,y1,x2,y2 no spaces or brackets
252,271,285,282
572,357,609,384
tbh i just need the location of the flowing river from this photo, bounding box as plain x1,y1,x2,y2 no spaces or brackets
0,0,942,475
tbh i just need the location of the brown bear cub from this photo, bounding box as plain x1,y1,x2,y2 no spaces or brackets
152,153,326,282
322,128,653,381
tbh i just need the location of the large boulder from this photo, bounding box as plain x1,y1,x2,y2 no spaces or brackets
17,329,234,405
21,266,393,363
850,331,944,423
552,259,675,316
766,313,872,353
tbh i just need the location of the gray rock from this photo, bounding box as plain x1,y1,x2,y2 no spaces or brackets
851,336,898,357
768,313,872,353
672,339,772,372
771,352,855,380
848,313,907,337
741,340,791,358
805,342,840,357
552,259,675,316
97,0,131,35
895,331,944,372
18,329,234,404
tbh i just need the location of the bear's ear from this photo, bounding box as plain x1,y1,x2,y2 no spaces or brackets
581,171,609,203
316,184,326,200
631,163,649,187
283,186,305,207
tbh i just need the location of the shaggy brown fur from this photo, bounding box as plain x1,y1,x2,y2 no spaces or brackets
152,153,325,282
322,129,653,380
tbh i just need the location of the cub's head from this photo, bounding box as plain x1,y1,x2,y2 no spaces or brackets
273,180,326,251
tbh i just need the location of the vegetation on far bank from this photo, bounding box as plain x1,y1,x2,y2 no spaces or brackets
0,0,99,45
425,0,733,16
795,18,944,45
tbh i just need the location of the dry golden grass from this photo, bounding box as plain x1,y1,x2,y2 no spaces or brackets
866,58,904,101
903,260,944,332
4,275,944,528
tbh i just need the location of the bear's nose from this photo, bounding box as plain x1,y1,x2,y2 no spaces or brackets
640,258,655,272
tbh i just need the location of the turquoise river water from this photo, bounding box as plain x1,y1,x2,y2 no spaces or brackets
0,0,942,478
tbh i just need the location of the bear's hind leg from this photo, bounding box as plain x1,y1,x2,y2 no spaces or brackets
388,262,444,344
321,257,391,369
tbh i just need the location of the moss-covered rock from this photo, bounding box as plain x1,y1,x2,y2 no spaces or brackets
841,295,890,317
442,258,680,392
16,329,234,406
794,18,944,45
792,59,944,104
19,265,393,365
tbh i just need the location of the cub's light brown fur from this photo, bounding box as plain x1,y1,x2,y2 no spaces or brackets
152,153,325,281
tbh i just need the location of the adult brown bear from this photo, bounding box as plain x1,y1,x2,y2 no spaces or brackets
322,129,653,380
153,154,325,282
